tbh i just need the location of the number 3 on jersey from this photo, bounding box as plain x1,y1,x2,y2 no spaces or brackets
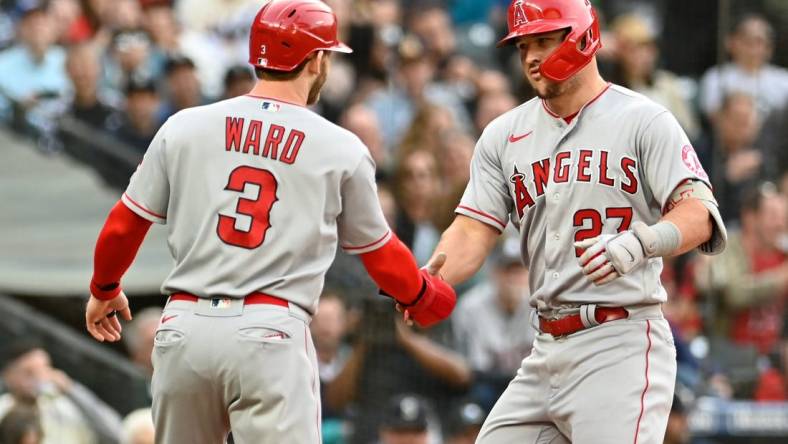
573,207,633,256
217,166,278,249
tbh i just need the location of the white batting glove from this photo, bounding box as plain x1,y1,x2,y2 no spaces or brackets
575,231,647,286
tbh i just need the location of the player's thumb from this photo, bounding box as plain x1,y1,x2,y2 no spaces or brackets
119,306,133,321
425,252,447,276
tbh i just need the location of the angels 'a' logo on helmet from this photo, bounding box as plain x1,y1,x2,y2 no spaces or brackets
513,1,528,27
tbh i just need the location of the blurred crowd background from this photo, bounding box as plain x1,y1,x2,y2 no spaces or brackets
0,0,787,443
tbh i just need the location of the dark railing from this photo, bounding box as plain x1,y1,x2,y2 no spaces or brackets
0,294,150,416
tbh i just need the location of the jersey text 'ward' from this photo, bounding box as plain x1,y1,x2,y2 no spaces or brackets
224,116,305,164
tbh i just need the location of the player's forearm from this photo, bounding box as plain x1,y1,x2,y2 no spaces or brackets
662,199,712,256
399,333,472,388
90,201,152,300
430,216,500,286
360,234,423,304
324,342,365,410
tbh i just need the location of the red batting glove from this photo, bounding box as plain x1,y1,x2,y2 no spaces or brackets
400,269,456,328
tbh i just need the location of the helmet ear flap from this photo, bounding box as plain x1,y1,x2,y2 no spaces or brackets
576,27,597,53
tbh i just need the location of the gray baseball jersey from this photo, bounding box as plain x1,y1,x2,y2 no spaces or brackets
457,84,711,312
122,95,391,314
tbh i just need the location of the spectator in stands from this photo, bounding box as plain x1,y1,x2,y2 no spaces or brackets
377,181,399,231
176,0,257,98
474,92,516,136
313,291,352,386
610,13,700,140
312,291,352,442
325,298,470,444
377,394,431,444
365,37,468,151
699,14,788,121
340,104,387,171
221,65,254,100
408,4,456,68
60,41,132,188
120,408,154,444
50,0,88,45
102,29,158,96
442,55,480,104
159,55,203,121
0,340,122,444
453,235,534,411
69,0,113,43
398,104,456,158
124,307,161,377
698,93,764,221
64,43,114,129
0,3,68,119
394,149,443,263
697,183,788,357
434,129,475,231
663,395,690,444
475,69,512,99
445,400,486,444
141,1,182,57
112,78,160,153
0,405,42,444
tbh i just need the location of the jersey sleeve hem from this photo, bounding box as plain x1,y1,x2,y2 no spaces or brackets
341,230,392,255
455,205,506,232
660,176,713,215
121,193,166,224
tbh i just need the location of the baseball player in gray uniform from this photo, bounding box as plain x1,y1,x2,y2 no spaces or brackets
83,1,456,443
422,1,728,443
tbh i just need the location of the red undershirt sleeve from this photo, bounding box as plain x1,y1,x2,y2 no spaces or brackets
359,234,424,304
90,200,153,300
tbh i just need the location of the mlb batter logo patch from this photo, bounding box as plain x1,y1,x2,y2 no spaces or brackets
681,144,709,181
211,298,233,309
261,101,280,112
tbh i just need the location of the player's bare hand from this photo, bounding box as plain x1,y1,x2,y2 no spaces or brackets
395,303,414,326
424,252,447,276
85,292,133,342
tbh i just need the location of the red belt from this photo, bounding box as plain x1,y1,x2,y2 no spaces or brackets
539,307,628,337
170,292,289,308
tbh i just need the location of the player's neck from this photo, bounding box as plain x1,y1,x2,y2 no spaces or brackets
543,72,608,118
248,79,309,107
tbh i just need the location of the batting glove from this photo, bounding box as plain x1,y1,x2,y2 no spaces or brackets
399,269,457,328
575,221,681,286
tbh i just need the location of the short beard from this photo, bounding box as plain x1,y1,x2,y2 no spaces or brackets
306,57,329,105
528,71,581,100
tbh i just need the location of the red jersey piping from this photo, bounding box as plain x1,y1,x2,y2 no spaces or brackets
456,205,506,231
123,193,166,219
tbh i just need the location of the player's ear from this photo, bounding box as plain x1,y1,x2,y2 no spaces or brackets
307,51,324,75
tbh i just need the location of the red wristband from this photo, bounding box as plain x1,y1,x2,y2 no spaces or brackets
90,279,121,301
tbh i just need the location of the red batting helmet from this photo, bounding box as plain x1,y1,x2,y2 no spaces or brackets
248,0,352,72
498,0,601,82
